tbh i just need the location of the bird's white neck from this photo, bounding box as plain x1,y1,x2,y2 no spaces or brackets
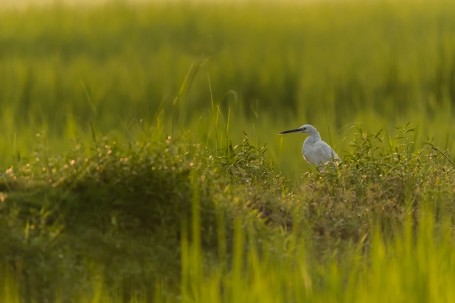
305,132,321,144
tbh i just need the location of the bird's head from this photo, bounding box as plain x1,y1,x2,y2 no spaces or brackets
279,124,318,135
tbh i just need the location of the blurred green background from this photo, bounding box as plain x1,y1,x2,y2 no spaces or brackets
1,0,455,174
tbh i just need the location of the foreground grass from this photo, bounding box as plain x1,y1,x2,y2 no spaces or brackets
1,127,454,302
179,212,455,303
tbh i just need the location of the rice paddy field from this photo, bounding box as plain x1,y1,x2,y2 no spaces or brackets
1,0,455,302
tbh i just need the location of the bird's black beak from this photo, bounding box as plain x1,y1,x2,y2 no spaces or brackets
279,128,301,135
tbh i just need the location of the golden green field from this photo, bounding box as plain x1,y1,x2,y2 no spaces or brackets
1,1,455,302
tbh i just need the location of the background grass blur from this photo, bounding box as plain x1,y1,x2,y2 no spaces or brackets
1,0,455,174
1,1,455,302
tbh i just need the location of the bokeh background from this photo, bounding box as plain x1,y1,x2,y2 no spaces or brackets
1,0,455,175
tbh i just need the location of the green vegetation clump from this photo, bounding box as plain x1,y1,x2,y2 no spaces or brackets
0,133,287,301
297,127,455,250
1,127,455,301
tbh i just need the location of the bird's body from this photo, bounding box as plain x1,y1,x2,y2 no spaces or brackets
279,124,340,169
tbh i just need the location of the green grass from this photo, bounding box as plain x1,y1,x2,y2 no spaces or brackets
178,212,455,303
1,0,455,302
1,126,455,302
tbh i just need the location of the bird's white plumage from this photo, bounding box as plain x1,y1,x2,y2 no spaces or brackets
279,124,340,170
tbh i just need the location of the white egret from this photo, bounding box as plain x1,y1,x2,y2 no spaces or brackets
279,124,340,170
